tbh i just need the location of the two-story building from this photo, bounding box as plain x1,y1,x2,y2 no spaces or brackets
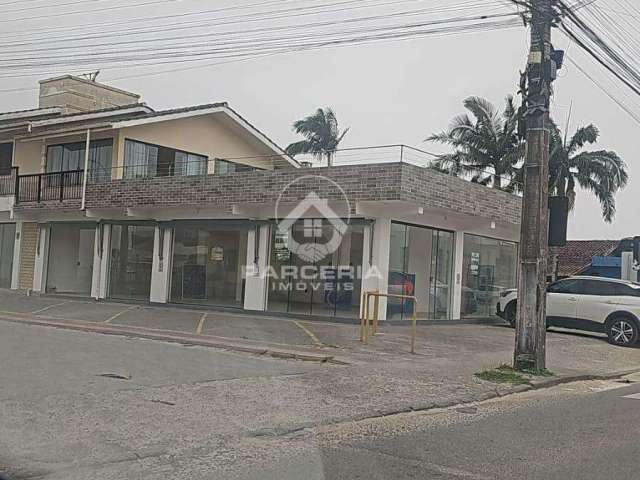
0,75,522,322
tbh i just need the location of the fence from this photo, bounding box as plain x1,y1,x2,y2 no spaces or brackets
0,167,18,197
16,170,84,203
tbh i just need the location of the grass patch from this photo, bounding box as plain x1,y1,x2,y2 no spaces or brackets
475,364,554,385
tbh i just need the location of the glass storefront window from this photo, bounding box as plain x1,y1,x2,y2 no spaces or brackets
387,222,454,320
46,224,96,296
0,223,15,289
461,234,517,319
170,224,247,307
267,220,364,318
108,225,155,301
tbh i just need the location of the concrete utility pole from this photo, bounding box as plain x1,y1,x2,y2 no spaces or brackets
514,0,553,371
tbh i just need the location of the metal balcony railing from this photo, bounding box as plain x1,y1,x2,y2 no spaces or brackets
16,169,84,203
0,167,18,197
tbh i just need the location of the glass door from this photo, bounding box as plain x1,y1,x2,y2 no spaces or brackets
0,224,15,289
267,220,365,318
429,230,454,319
108,224,155,301
46,224,96,296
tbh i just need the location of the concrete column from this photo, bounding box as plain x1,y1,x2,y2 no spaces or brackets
244,224,271,311
450,230,466,320
150,226,173,303
361,218,391,320
90,224,111,299
621,251,635,282
32,224,50,293
10,221,22,290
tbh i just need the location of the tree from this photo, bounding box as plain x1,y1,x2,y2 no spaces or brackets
509,121,628,222
426,96,524,189
285,108,349,166
549,122,628,222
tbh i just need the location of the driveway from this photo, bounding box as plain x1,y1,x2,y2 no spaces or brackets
1,289,640,478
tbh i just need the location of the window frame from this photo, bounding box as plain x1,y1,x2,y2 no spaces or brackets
45,139,113,175
123,139,208,178
0,142,13,176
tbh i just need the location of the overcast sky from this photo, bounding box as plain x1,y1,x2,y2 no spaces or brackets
0,0,637,240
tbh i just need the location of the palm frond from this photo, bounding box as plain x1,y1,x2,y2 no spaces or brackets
568,124,599,154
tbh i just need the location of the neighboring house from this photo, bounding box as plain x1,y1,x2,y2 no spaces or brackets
0,75,522,321
549,239,639,280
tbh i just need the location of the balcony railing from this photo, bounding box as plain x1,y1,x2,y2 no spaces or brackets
0,167,18,197
16,169,84,203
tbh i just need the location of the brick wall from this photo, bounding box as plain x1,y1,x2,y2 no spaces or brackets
22,163,522,225
18,222,37,290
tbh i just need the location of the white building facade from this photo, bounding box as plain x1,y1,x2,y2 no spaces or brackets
0,75,521,322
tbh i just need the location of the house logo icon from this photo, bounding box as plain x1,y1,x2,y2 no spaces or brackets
275,175,351,263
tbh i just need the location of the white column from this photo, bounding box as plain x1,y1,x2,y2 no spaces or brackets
32,224,49,293
90,225,101,299
10,221,22,290
450,230,466,320
622,251,635,282
150,226,173,303
361,218,391,320
244,224,271,311
99,224,111,299
90,224,111,299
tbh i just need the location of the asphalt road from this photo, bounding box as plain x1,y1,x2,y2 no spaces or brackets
312,376,640,480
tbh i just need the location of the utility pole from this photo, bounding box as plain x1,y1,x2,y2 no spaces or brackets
514,0,554,371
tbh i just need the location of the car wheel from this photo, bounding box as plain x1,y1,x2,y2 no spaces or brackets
505,302,516,328
607,317,639,347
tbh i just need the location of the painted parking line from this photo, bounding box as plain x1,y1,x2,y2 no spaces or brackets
30,301,70,315
196,312,208,335
103,305,137,324
292,320,324,347
622,393,640,400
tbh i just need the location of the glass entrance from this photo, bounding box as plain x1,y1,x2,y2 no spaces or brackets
170,224,247,307
0,223,15,289
461,234,517,319
267,220,364,318
387,222,454,320
108,224,155,301
46,224,96,296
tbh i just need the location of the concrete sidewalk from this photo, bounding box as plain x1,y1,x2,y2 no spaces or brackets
1,289,640,478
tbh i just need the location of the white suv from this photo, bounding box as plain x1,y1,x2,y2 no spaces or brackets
497,276,640,347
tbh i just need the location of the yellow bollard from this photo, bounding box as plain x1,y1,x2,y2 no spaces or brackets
372,293,380,335
411,299,417,354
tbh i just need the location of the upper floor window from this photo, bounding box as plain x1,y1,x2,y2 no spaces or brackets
0,143,13,176
214,158,261,175
46,139,113,181
123,139,207,179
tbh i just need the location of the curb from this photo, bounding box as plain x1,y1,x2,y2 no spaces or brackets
0,313,349,365
253,367,640,438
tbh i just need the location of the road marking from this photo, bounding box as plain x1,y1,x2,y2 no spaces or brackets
292,320,324,347
30,301,69,315
196,312,208,335
622,393,640,400
103,305,136,324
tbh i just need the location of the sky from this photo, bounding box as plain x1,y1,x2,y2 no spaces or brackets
0,0,637,240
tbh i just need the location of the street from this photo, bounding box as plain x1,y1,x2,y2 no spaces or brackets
315,376,640,480
1,314,640,479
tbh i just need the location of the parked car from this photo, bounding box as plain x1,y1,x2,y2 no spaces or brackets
497,276,640,347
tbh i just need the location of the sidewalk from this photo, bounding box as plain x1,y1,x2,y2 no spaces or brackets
1,289,640,478
1,288,639,382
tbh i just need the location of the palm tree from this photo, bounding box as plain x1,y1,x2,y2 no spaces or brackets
426,96,524,189
510,122,628,222
285,108,349,167
550,122,628,222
